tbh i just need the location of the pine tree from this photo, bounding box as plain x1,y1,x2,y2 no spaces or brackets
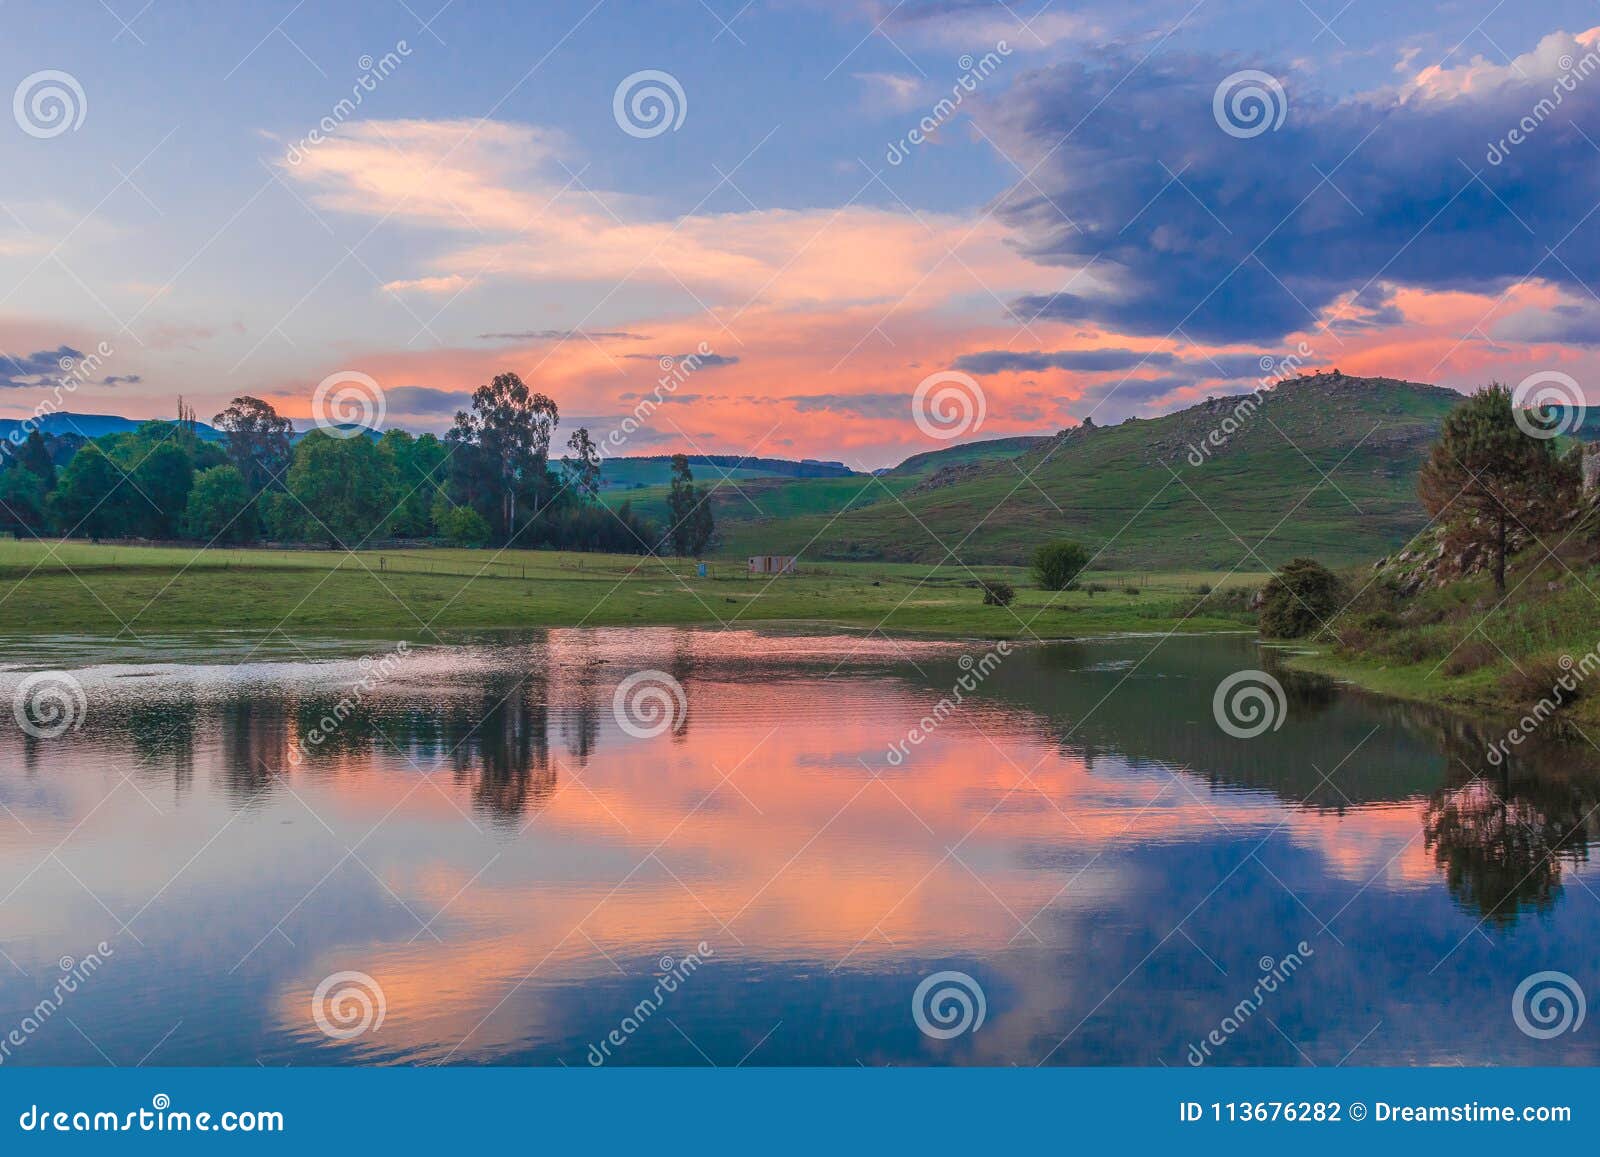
1417,383,1579,592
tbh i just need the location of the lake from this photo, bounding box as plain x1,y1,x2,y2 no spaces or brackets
1,628,1596,1066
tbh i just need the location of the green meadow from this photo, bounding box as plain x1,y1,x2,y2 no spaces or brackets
0,540,1261,641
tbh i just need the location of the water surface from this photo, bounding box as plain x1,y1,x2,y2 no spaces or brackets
1,628,1596,1066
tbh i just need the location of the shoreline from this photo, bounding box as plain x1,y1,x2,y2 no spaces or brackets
1281,643,1600,731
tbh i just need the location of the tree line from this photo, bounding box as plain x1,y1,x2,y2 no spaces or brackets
0,372,717,556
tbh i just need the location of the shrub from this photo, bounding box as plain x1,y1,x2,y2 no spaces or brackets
442,505,492,547
981,580,1015,607
1032,540,1090,591
1122,585,1141,596
1374,630,1433,665
1082,581,1109,597
1501,654,1582,709
1259,557,1344,639
1441,640,1496,676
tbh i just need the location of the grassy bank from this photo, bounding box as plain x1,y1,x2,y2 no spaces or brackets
1283,550,1600,730
0,541,1262,642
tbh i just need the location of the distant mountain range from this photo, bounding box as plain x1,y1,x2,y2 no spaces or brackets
0,412,859,483
0,411,226,443
599,454,855,489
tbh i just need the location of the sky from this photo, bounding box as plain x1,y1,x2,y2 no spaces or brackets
3,0,1599,469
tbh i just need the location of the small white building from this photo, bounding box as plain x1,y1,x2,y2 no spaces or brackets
748,555,797,576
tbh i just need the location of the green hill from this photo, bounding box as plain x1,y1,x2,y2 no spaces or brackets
600,435,1048,557
701,373,1464,569
598,453,853,490
888,435,1049,476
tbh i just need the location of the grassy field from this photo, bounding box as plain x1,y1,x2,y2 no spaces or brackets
1284,547,1600,729
0,540,1263,641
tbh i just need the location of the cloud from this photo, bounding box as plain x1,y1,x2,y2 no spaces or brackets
478,329,649,342
1491,301,1600,346
984,28,1600,342
856,72,927,110
385,385,472,416
787,392,913,419
857,0,1090,48
101,374,142,386
952,346,1269,379
282,119,1045,311
384,274,471,295
953,347,1180,373
622,352,740,367
0,345,82,389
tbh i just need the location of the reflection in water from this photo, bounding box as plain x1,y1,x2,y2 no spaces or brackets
1,628,1598,1067
1425,733,1600,927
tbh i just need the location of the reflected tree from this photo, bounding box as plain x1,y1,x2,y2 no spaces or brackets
1424,734,1600,927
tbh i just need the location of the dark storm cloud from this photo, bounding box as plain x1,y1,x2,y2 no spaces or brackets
0,346,82,389
385,385,472,415
952,347,1268,378
982,34,1600,342
953,347,1180,373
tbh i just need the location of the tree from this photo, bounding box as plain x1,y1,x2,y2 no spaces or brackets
666,454,714,557
213,396,293,497
1032,540,1090,591
16,429,56,488
271,430,398,546
447,372,558,543
185,464,254,543
563,427,601,500
1259,557,1344,639
380,430,448,537
0,467,47,536
48,444,132,540
128,441,194,538
440,504,492,546
981,579,1015,606
1418,384,1580,592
